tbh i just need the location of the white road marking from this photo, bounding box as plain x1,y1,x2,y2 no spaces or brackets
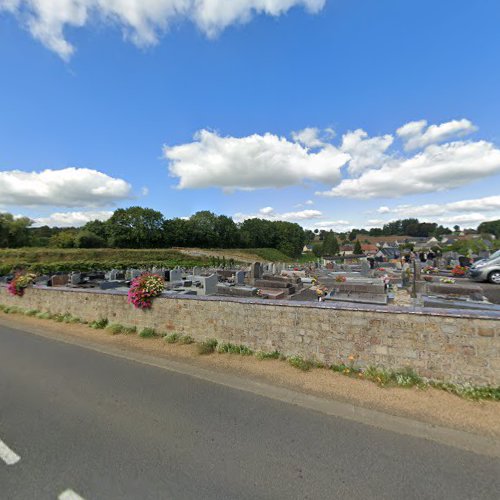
58,490,86,500
0,438,20,465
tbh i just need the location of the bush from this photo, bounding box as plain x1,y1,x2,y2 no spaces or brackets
217,343,253,355
256,350,281,360
164,332,180,344
197,338,218,355
24,308,40,316
106,323,125,335
139,327,156,338
288,356,314,372
36,311,52,320
90,318,108,329
122,326,137,335
179,335,195,345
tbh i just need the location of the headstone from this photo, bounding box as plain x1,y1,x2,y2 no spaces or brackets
251,262,262,281
169,268,183,282
235,270,245,285
271,263,277,275
70,272,81,286
192,266,201,277
51,274,69,287
361,260,370,276
200,274,218,295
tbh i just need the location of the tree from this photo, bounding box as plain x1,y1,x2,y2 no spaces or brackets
453,225,460,233
348,230,358,241
353,240,362,254
75,230,107,248
322,231,339,256
478,219,500,238
106,207,165,248
0,212,32,247
83,220,109,241
49,230,77,248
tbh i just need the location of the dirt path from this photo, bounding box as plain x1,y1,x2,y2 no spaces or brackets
1,312,499,439
173,247,266,263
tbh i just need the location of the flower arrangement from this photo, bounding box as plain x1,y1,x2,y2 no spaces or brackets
256,289,264,297
127,273,165,309
7,272,36,297
376,267,386,272
451,265,467,277
423,266,438,274
440,277,456,284
335,275,347,283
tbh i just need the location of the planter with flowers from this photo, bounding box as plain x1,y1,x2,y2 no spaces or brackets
440,277,456,284
335,275,347,283
451,265,467,277
7,272,36,297
128,273,165,309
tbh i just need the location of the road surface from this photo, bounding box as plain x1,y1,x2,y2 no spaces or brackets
1,323,499,499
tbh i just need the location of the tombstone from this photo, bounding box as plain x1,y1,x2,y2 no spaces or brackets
251,262,262,281
70,272,81,286
169,268,183,282
271,263,277,275
361,260,370,276
192,266,201,277
109,269,119,281
51,274,69,287
235,270,245,285
200,274,218,295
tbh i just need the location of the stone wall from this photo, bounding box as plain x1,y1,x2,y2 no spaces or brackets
1,286,499,386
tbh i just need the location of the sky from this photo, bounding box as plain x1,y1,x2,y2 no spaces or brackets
1,0,500,232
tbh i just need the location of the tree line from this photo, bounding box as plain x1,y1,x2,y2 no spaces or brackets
0,208,306,258
2,209,499,258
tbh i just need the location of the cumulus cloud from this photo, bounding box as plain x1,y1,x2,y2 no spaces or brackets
319,140,500,199
0,167,132,207
165,129,350,191
397,118,477,151
33,210,113,227
372,195,500,229
0,0,325,60
233,206,323,223
291,127,334,148
340,129,393,175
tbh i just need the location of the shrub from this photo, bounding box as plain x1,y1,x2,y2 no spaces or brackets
198,338,218,355
164,333,180,344
256,350,281,360
217,343,253,355
139,327,156,338
179,335,194,345
288,356,314,372
122,326,137,335
36,311,52,320
106,323,125,335
24,308,40,317
90,318,108,329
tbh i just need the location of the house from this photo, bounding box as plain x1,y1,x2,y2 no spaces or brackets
302,245,313,253
376,247,400,260
339,244,354,255
361,244,378,256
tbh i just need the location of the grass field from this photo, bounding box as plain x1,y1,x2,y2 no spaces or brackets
0,247,309,274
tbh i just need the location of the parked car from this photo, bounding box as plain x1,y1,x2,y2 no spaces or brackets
469,250,500,284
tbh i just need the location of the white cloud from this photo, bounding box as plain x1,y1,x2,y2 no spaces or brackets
233,206,323,223
340,129,393,175
0,167,132,207
165,129,350,191
291,127,335,148
371,195,500,229
378,195,500,219
0,0,325,60
319,140,500,199
304,199,314,205
33,210,113,227
141,186,149,196
397,118,477,151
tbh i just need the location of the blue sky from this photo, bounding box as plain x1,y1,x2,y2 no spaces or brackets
1,0,500,231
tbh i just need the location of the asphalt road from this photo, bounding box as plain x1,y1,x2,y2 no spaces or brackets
1,325,499,500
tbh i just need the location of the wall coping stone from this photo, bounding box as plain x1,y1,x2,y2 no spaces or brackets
2,284,499,321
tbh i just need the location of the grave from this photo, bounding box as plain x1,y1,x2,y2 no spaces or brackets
50,274,69,287
169,268,183,282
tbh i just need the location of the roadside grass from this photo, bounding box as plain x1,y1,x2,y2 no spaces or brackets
0,302,498,401
217,343,254,355
197,338,218,355
139,327,156,338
